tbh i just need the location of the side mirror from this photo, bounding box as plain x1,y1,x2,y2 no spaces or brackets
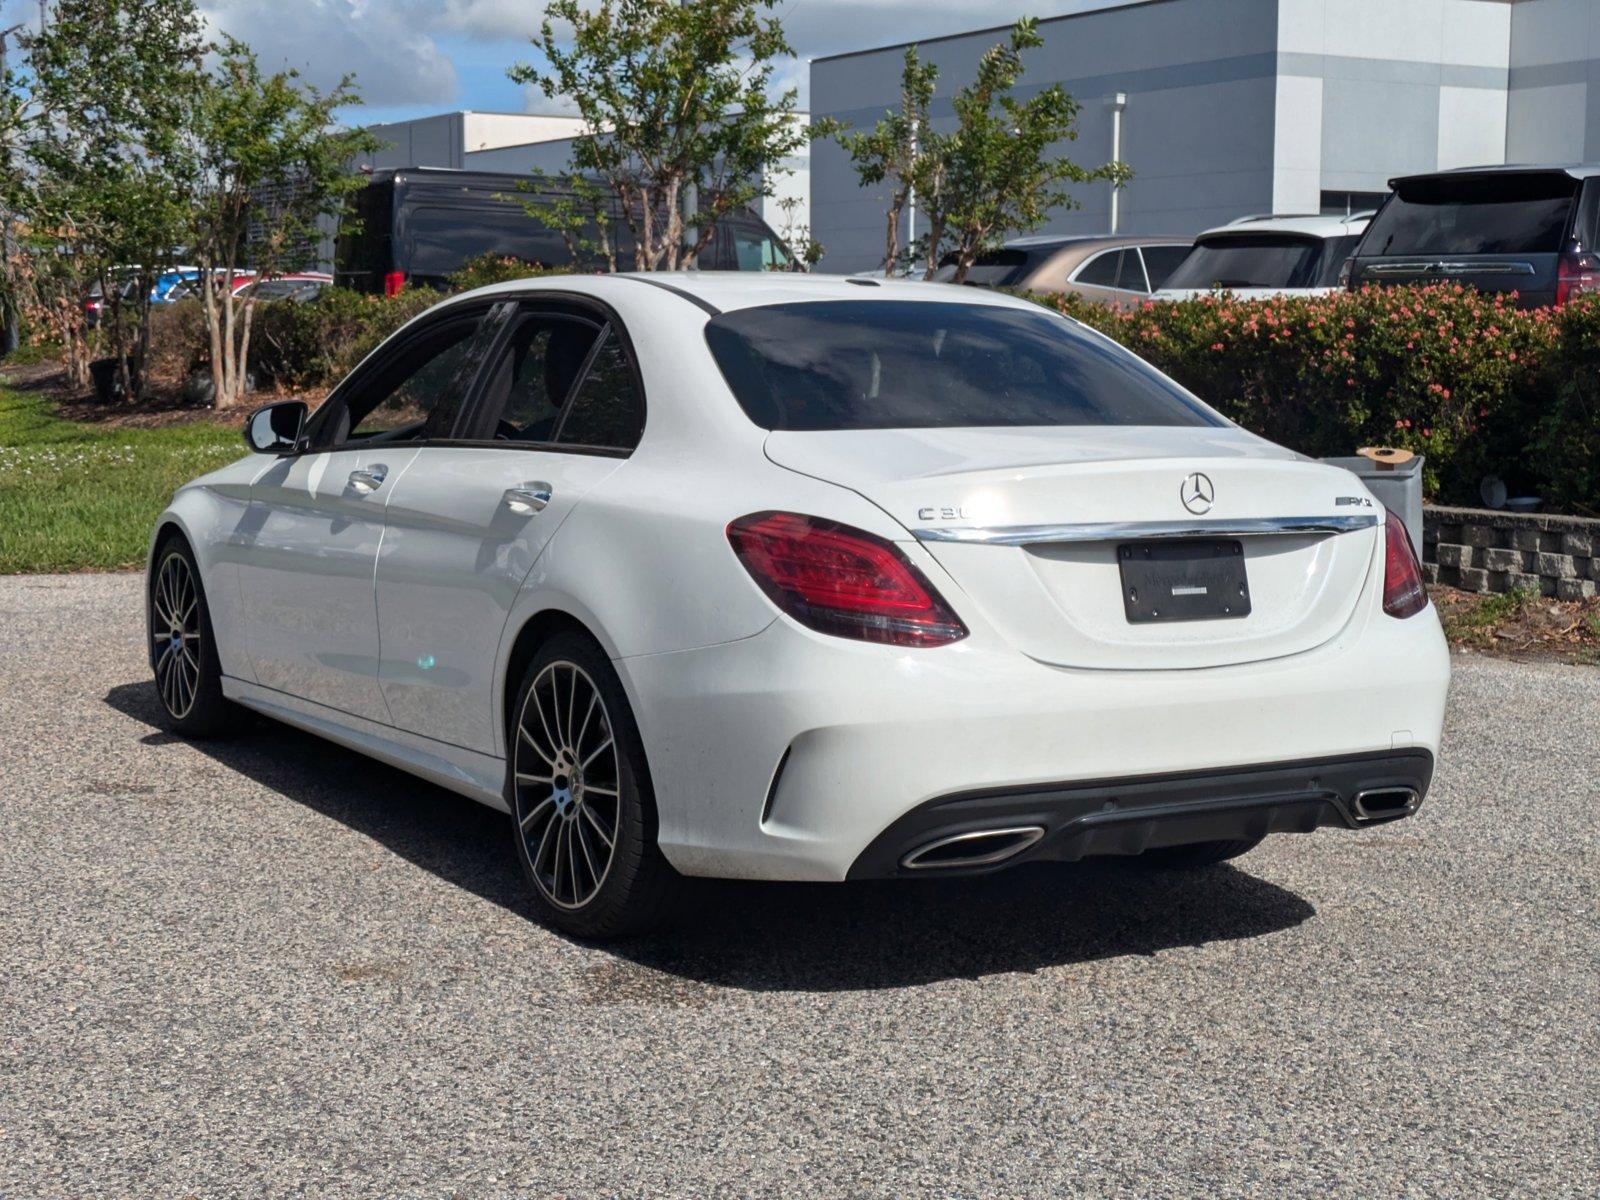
244,401,308,455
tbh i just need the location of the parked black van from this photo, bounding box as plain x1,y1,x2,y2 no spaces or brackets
336,167,796,294
1345,165,1600,308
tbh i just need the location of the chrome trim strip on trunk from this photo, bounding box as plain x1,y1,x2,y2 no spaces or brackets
911,514,1379,546
1365,260,1537,277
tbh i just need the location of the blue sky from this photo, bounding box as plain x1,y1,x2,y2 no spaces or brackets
43,0,1120,127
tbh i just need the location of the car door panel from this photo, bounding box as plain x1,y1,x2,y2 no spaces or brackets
375,448,624,752
234,303,503,724
374,306,646,755
238,446,418,721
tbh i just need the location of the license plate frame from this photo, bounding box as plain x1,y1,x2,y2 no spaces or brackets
1118,539,1251,624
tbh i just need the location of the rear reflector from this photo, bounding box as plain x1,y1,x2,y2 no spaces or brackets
1382,509,1428,618
727,511,968,647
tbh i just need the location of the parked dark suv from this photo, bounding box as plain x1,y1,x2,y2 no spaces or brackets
337,167,795,295
1345,165,1600,308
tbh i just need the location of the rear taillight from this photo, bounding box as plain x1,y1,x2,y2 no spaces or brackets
727,511,968,647
1382,509,1427,619
383,270,406,297
1555,246,1600,306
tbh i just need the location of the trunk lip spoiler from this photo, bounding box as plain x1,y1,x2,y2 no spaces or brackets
912,514,1378,546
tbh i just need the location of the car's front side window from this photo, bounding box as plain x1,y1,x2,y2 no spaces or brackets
316,308,502,449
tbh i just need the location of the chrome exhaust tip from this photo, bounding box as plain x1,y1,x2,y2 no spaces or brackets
1351,787,1420,823
900,826,1046,871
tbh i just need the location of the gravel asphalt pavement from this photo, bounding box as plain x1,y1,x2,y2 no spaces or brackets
1,573,1595,1198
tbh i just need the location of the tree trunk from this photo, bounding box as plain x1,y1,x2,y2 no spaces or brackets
234,294,258,408
883,188,907,278
661,176,683,272
921,216,947,281
221,267,238,407
202,264,225,410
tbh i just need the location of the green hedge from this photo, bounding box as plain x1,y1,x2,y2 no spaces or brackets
1035,286,1598,513
157,272,1600,515
245,256,567,389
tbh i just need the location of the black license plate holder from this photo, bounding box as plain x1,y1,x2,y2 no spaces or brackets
1118,539,1251,623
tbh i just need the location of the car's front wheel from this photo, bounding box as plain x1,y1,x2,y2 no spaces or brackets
148,535,239,737
508,633,683,939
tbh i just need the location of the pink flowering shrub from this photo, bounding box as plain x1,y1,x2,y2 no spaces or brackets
1033,285,1578,507
1531,296,1600,515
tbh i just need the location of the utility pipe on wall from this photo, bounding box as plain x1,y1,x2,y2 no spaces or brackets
1106,92,1127,234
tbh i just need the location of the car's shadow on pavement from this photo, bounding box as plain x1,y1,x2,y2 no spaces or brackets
107,681,1317,993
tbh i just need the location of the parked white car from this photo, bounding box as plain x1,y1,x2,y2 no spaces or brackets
1152,213,1371,301
148,273,1449,937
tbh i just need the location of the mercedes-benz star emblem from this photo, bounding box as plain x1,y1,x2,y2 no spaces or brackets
1180,472,1215,515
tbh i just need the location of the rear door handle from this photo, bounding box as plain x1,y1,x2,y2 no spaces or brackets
503,482,553,514
348,465,388,493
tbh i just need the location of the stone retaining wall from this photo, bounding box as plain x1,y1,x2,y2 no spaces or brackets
1423,505,1599,600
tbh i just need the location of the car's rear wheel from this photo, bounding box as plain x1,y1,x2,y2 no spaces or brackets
148,536,239,737
509,633,682,939
1137,837,1263,869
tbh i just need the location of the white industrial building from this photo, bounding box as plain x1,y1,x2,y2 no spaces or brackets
810,0,1600,272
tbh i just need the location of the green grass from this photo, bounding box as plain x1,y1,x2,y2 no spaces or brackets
0,384,244,573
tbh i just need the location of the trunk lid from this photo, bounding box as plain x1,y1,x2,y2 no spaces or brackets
767,426,1380,670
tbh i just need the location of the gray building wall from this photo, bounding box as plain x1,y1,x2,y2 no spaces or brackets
366,113,468,171
1507,0,1600,162
810,0,1283,273
810,0,1596,274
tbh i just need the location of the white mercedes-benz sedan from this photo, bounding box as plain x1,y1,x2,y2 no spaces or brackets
147,273,1449,937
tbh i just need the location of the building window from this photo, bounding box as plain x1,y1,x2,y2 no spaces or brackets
1320,190,1389,218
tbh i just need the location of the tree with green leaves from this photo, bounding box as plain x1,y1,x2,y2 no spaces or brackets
833,46,938,277
773,195,823,270
508,0,810,271
24,0,209,401
510,171,617,272
186,39,376,408
832,19,1130,283
925,19,1130,283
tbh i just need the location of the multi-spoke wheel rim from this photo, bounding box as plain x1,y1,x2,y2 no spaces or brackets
513,661,621,911
151,553,201,720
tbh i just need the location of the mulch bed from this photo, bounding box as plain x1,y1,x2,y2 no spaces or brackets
1433,584,1600,665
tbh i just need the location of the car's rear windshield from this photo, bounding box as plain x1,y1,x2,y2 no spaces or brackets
703,300,1225,431
929,248,1034,287
1362,174,1579,256
1161,235,1324,290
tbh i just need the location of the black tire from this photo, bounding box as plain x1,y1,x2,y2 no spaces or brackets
148,535,241,738
507,632,683,939
1137,837,1263,869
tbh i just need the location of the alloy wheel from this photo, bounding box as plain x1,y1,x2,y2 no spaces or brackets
151,552,202,720
513,660,621,911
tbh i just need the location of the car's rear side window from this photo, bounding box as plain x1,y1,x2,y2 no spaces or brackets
704,300,1225,431
1363,174,1579,256
930,249,1032,287
1161,235,1323,290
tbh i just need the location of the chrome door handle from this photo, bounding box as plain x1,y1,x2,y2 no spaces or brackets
503,482,554,514
348,465,388,493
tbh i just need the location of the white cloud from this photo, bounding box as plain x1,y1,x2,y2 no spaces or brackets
185,0,1120,116
198,0,458,109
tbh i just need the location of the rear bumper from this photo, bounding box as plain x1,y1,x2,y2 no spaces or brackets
845,749,1433,879
621,582,1450,882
